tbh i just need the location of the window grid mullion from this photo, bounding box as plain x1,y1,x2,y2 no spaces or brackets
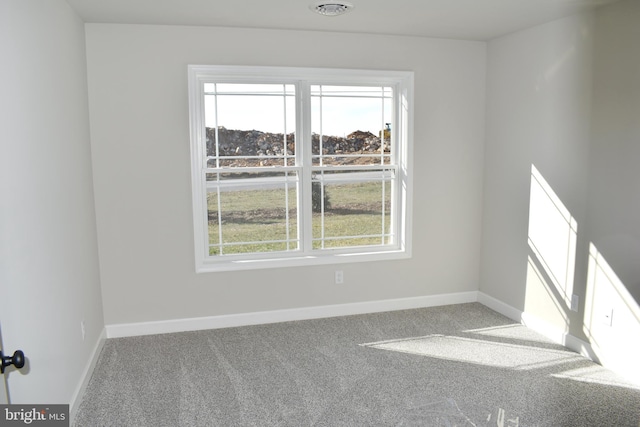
381,179,386,245
282,83,289,169
380,86,386,244
215,178,224,256
390,84,400,246
213,84,220,169
209,85,224,255
316,85,326,249
321,171,326,249
298,82,313,254
319,85,324,168
282,83,292,251
285,172,291,251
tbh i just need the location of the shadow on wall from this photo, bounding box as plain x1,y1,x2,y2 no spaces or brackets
524,164,640,385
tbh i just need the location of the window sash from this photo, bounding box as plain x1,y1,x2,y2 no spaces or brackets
188,65,413,272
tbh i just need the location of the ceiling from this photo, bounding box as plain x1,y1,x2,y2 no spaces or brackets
66,0,618,41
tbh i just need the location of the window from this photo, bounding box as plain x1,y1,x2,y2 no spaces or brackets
188,65,413,272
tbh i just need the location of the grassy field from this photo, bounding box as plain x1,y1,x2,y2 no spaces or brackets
208,181,391,255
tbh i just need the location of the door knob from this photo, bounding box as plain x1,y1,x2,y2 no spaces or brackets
1,349,25,374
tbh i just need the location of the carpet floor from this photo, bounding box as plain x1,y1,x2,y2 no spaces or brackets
73,303,640,426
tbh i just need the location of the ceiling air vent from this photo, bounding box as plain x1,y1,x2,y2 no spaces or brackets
310,2,354,17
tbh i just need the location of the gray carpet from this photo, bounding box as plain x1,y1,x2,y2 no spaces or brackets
74,303,640,426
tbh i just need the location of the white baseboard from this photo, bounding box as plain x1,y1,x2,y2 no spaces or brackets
106,291,479,338
477,292,598,362
69,328,106,422
476,291,524,322
520,312,599,361
564,333,600,363
103,291,600,363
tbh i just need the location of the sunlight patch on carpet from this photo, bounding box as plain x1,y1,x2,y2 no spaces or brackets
551,365,640,390
464,324,554,345
361,334,583,370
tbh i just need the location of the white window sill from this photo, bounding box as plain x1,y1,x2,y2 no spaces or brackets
196,248,411,273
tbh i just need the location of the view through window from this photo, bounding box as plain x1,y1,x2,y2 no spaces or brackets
188,66,413,271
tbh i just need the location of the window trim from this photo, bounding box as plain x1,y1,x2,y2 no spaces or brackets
188,65,414,272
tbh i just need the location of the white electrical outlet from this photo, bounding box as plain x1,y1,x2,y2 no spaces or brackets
570,294,579,312
81,320,86,341
335,270,344,284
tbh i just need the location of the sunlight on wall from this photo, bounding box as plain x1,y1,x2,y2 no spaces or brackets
525,253,571,331
521,166,640,386
528,165,577,303
524,165,578,331
584,243,640,384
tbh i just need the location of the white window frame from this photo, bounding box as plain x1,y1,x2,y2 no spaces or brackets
188,65,414,272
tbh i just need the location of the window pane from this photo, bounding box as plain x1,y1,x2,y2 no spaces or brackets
207,173,298,256
311,85,392,167
312,94,390,138
216,95,283,131
312,178,392,249
205,83,295,168
206,128,295,168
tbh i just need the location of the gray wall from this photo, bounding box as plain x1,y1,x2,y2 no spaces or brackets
588,0,640,303
584,0,640,379
481,11,594,331
84,24,487,326
0,0,104,406
481,0,640,381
